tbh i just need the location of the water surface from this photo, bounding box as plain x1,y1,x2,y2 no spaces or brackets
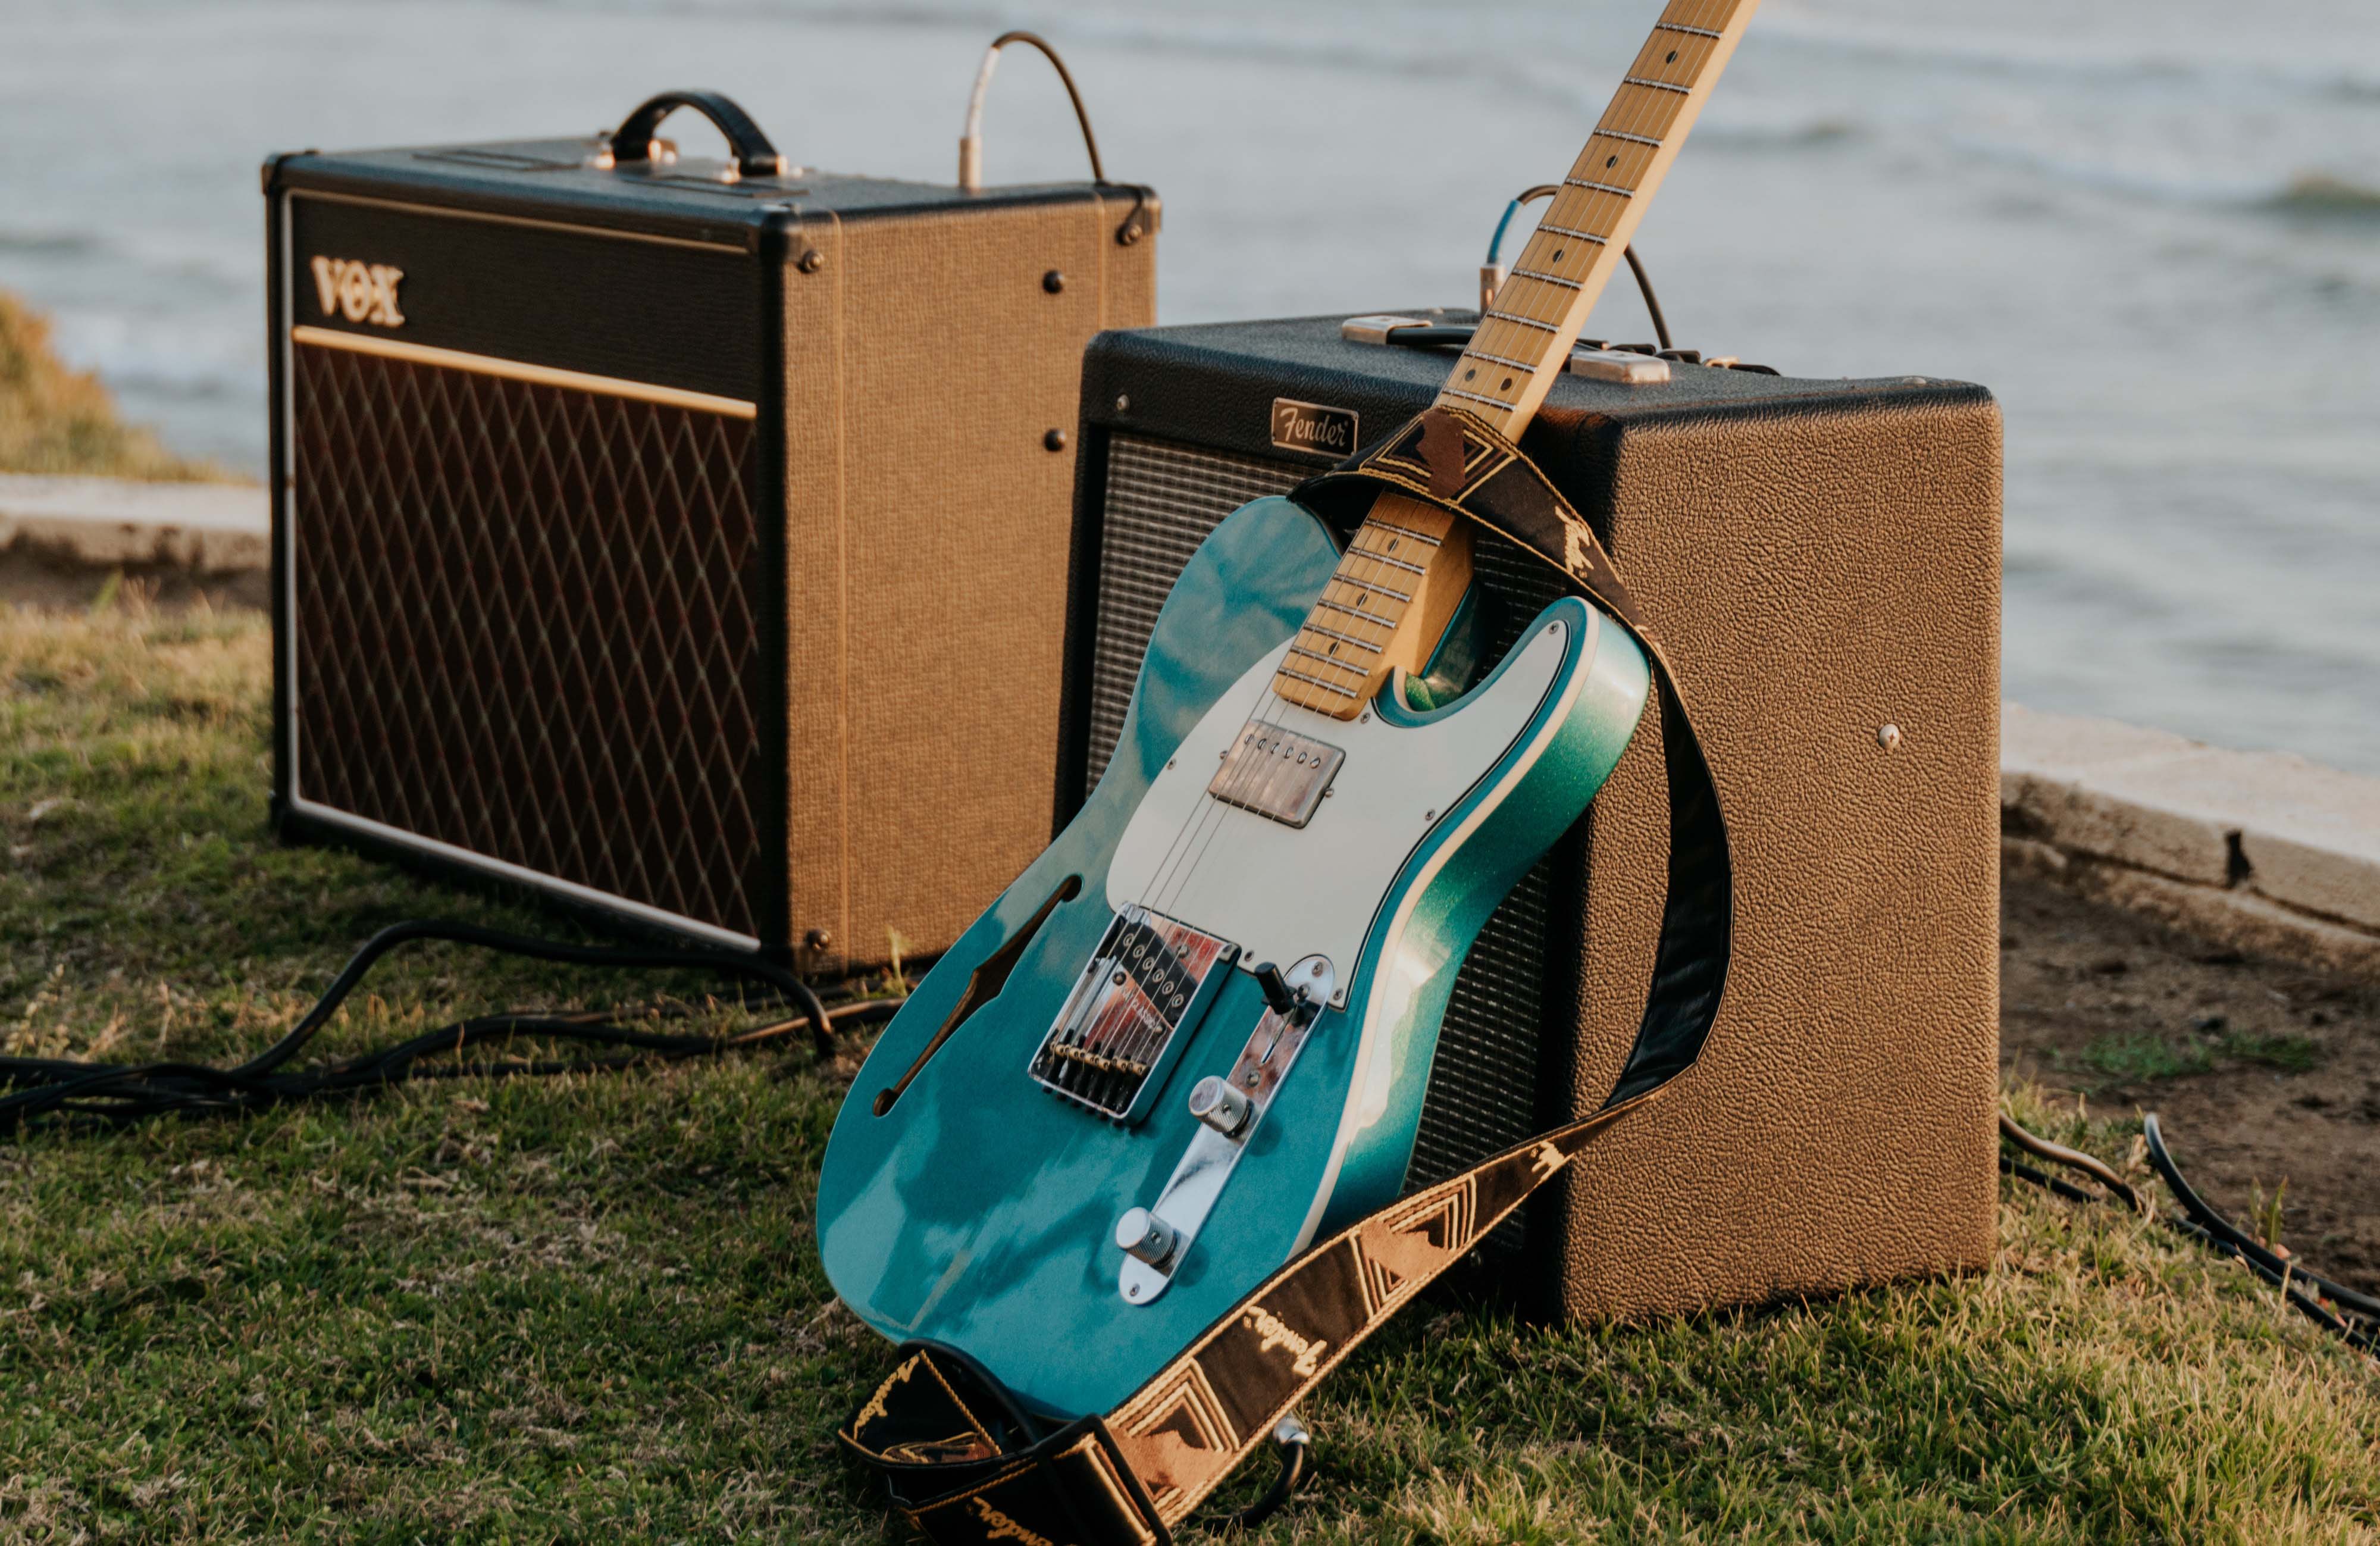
3,0,2375,770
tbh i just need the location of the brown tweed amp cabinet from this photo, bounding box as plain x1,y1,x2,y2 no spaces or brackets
1056,314,2002,1323
265,91,1155,971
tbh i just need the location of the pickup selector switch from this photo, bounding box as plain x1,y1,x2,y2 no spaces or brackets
1186,1075,1252,1137
1252,962,1298,1017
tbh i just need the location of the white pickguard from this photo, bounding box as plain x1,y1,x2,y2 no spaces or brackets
1106,615,1577,992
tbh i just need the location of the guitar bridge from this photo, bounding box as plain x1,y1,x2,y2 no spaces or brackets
1029,907,1236,1123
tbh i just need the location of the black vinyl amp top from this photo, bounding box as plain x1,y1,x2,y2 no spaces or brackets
1078,312,1988,489
268,135,1157,254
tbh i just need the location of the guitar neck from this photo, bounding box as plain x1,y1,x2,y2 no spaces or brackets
1439,0,1759,438
1274,0,1759,721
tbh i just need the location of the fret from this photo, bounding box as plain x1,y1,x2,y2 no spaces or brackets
1318,597,1397,629
1367,519,1443,548
1344,546,1430,577
1462,347,1539,373
1623,76,1692,95
1347,526,1435,554
1600,129,1663,147
1439,386,1514,411
1510,267,1582,290
1581,134,1658,177
1327,574,1413,605
1288,644,1365,677
1563,177,1635,198
1601,82,1692,140
1276,666,1361,700
1631,29,1718,88
1536,221,1606,245
1654,22,1722,39
1663,0,1740,30
1483,308,1561,334
1302,622,1383,653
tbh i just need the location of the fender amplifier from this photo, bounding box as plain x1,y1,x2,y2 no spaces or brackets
264,92,1155,969
1057,315,2002,1322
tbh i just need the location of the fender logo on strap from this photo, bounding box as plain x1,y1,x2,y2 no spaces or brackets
970,1495,1069,1546
1243,1306,1328,1378
854,1351,920,1434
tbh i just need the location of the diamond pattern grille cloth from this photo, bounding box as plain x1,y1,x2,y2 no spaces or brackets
291,342,765,939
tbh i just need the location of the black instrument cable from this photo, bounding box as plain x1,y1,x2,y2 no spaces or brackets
0,920,906,1134
2003,1111,2378,1359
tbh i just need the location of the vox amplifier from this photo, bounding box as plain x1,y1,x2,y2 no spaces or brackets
1056,314,2003,1321
264,90,1155,969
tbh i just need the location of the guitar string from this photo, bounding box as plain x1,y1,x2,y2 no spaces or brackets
1093,23,1712,1097
1106,523,1391,1081
1148,512,1429,937
1141,530,1383,925
1143,521,1407,934
1088,633,1301,1091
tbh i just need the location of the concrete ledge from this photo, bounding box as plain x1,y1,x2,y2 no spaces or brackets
0,473,268,575
2004,703,2380,978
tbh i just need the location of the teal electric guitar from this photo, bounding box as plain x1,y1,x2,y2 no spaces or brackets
819,0,1757,1421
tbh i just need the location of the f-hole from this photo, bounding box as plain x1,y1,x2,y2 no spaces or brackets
872,874,1082,1116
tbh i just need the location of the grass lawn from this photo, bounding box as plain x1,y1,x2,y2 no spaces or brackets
4,596,2378,1544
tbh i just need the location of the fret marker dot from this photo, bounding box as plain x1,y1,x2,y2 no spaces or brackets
1464,368,1476,381
1606,155,1618,168
1553,249,1565,261
1666,49,1678,62
1501,377,1513,390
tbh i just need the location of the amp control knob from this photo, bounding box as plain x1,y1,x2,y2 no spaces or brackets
1115,1207,1179,1268
1187,1074,1252,1137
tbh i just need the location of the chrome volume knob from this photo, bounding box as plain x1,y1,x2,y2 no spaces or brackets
1187,1074,1252,1137
1115,1207,1179,1268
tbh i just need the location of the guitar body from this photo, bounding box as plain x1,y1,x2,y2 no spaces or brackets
816,493,1649,1418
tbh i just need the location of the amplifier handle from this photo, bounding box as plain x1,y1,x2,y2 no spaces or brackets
607,90,788,180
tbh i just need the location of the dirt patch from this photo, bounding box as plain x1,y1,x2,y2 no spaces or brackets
0,547,267,612
2002,871,2380,1295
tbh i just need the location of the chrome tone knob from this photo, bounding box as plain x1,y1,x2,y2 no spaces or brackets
1188,1075,1252,1137
1115,1207,1178,1268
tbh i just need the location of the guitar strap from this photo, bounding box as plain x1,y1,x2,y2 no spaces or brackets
838,406,1734,1545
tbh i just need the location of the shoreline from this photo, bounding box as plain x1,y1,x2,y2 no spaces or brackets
8,472,2375,985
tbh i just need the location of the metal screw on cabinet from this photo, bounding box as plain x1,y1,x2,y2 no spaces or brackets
1116,394,1130,412
1043,270,1067,293
1044,428,1069,452
1877,722,1903,750
804,928,832,950
796,248,825,273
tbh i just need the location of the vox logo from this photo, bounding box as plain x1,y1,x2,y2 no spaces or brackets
309,256,406,328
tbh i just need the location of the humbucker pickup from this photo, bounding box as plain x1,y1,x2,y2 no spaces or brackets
1206,725,1344,828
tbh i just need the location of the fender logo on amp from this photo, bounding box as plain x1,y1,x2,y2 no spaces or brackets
1269,398,1357,459
309,255,406,328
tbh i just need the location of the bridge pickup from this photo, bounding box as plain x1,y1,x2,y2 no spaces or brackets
1206,725,1345,829
1029,907,1237,1124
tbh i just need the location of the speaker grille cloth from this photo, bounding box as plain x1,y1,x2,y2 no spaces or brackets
289,342,765,938
1088,433,1565,1227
